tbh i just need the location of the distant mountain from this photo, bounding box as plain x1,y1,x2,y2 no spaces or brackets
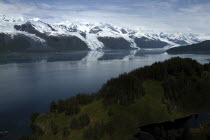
167,40,210,54
0,14,209,52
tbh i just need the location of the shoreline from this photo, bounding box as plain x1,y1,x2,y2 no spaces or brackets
0,131,8,136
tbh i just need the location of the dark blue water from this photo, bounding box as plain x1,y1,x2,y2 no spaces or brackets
0,49,209,140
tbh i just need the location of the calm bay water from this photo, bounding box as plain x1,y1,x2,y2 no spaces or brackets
0,49,209,139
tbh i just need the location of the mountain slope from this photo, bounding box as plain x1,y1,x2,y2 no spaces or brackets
0,32,48,53
0,15,209,52
14,22,89,51
167,40,210,54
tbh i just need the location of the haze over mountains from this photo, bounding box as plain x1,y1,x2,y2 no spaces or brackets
0,14,209,52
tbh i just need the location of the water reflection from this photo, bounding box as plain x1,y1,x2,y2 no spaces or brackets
0,49,209,65
0,50,209,140
0,49,167,64
82,50,104,61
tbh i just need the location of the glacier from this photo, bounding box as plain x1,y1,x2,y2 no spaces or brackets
0,14,210,52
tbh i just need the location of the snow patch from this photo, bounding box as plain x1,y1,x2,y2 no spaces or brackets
0,14,209,50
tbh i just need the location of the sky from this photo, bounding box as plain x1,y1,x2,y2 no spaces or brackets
0,0,210,34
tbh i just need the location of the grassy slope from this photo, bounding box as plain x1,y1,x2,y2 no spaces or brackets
34,80,184,140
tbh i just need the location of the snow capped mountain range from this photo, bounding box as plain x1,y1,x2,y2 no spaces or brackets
0,14,209,52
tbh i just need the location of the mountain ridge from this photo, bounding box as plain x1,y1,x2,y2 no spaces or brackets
0,14,209,52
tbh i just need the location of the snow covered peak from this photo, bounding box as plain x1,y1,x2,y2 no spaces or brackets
0,14,25,23
30,18,41,22
0,14,209,50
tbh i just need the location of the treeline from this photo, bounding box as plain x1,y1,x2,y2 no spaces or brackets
27,57,210,140
50,57,210,109
128,57,210,113
130,57,203,80
100,73,145,105
162,72,210,112
23,114,91,140
48,114,90,136
83,57,210,140
167,40,210,54
50,93,95,115
204,62,210,71
100,57,208,107
19,94,94,140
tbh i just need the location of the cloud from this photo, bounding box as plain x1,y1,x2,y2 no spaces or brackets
0,0,210,34
132,1,173,9
179,2,210,13
170,0,178,2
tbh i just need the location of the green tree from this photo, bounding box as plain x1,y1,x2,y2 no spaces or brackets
76,94,94,105
65,97,80,115
62,127,70,137
50,121,58,135
50,101,57,113
79,114,90,127
57,100,66,113
30,112,39,124
70,114,90,129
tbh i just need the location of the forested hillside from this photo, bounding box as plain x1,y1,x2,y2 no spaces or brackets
167,40,210,54
19,57,210,140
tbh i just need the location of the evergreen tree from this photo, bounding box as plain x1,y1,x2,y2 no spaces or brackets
50,121,58,135
57,99,66,113
62,127,70,137
50,101,57,113
30,112,39,124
